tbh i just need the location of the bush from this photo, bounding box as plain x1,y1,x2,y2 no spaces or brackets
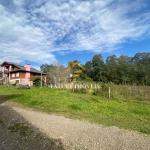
72,88,87,94
93,84,109,98
30,76,41,87
33,77,41,86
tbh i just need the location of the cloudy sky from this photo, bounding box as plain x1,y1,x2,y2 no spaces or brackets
0,0,150,69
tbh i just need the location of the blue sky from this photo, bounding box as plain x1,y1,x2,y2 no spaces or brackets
0,0,150,70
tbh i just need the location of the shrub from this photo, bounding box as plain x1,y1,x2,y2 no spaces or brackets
30,76,41,87
93,84,109,98
72,88,87,94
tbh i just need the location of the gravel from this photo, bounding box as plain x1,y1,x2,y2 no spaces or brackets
0,104,65,150
0,102,150,150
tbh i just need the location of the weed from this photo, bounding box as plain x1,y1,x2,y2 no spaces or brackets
68,104,81,110
72,88,87,94
8,123,33,136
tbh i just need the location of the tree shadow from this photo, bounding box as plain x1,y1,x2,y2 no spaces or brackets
0,105,65,150
0,94,23,105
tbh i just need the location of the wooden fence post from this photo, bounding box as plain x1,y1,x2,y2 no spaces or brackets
109,87,110,98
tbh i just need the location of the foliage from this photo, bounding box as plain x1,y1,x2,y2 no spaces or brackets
73,88,87,94
93,84,109,97
77,72,93,82
8,123,33,136
84,52,150,86
30,76,41,86
40,63,52,73
92,54,104,67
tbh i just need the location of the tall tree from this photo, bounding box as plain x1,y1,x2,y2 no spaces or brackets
106,55,119,83
133,53,150,85
83,52,150,85
117,55,131,84
106,54,118,63
92,54,104,68
91,54,106,82
85,61,93,78
40,63,51,73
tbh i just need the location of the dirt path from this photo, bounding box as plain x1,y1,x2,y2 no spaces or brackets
1,102,150,150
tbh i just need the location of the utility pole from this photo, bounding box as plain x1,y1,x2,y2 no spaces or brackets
41,71,42,88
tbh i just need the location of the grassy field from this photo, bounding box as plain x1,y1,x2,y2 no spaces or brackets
0,85,150,135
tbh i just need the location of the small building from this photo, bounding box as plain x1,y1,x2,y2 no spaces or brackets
1,61,46,86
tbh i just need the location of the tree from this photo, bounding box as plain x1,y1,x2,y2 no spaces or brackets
92,54,104,68
132,53,150,85
91,54,106,82
85,61,92,70
85,61,93,79
47,61,69,85
117,55,131,84
105,55,118,83
84,52,150,85
106,54,118,63
40,63,52,73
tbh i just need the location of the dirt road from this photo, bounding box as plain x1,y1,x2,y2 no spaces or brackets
0,102,150,150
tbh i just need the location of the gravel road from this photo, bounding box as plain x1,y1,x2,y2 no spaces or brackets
0,102,150,150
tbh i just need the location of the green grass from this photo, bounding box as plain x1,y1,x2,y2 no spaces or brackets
0,85,150,135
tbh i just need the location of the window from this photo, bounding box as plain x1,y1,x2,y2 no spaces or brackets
12,73,15,78
16,80,19,83
16,72,19,77
5,74,8,77
5,66,9,70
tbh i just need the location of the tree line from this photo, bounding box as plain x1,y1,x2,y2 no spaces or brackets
41,52,150,86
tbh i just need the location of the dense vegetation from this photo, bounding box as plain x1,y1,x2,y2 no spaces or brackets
41,52,150,86
83,52,150,85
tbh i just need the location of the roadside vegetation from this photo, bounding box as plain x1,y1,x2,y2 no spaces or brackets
0,85,150,135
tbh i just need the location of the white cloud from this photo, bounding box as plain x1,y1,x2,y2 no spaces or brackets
0,0,150,65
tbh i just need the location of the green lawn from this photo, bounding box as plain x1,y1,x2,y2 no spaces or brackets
0,86,150,134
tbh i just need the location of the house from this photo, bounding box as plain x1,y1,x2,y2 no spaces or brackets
1,61,46,86
0,78,2,85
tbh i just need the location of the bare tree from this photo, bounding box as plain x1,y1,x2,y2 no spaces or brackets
47,61,70,85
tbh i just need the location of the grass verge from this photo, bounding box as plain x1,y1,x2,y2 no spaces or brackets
0,85,150,135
